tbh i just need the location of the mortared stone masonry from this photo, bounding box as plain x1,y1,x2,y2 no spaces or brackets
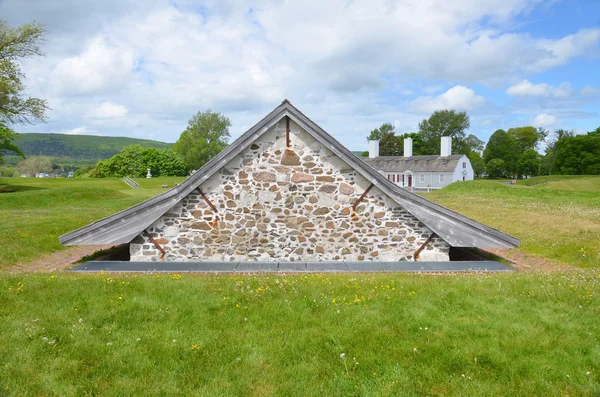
130,118,450,262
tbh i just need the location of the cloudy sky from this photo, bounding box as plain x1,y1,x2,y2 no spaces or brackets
3,0,600,151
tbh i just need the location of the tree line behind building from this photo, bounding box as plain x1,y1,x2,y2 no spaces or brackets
2,108,599,179
362,109,600,178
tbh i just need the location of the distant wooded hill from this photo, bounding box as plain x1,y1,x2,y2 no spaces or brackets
4,133,172,167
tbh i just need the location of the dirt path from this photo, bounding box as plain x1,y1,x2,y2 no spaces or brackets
5,245,116,273
482,248,573,272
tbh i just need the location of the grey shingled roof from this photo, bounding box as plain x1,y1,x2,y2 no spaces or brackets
60,100,519,249
364,155,463,173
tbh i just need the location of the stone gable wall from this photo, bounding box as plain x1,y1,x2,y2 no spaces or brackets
130,119,450,262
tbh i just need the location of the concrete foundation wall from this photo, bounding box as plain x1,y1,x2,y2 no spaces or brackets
130,119,450,262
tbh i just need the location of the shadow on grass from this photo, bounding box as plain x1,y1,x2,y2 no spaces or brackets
0,184,47,193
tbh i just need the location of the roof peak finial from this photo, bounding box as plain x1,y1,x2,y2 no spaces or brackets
281,98,291,105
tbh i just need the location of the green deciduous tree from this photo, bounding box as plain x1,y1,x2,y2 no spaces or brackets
74,165,94,178
485,158,507,178
0,20,49,164
483,129,519,177
0,164,18,177
173,110,231,170
398,132,428,156
418,110,470,154
467,151,485,177
541,129,574,175
484,126,546,178
456,134,484,155
517,149,540,177
0,120,23,164
552,132,600,175
147,148,188,177
507,126,547,153
92,145,188,178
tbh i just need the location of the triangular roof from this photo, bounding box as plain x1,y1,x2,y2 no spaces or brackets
60,100,519,248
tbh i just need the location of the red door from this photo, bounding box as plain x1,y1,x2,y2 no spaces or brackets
408,175,412,187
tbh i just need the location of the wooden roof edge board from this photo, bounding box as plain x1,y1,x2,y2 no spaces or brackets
60,100,519,248
60,203,174,245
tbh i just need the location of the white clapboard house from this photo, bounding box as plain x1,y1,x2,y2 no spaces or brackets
363,137,474,190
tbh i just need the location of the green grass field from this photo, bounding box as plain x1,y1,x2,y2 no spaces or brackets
1,271,599,396
0,177,185,267
1,176,599,395
1,175,598,269
426,177,600,268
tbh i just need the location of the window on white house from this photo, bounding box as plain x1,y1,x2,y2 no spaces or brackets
387,174,390,180
463,162,466,169
420,174,425,183
439,174,445,183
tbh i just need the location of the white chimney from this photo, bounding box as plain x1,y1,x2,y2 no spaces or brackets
441,136,452,156
368,140,379,158
403,138,413,157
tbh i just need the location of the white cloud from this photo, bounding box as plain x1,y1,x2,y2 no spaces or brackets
506,80,572,97
531,113,559,128
3,0,599,149
581,85,599,95
256,0,600,84
86,102,128,119
409,86,485,113
51,37,134,95
61,127,89,135
532,28,600,72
